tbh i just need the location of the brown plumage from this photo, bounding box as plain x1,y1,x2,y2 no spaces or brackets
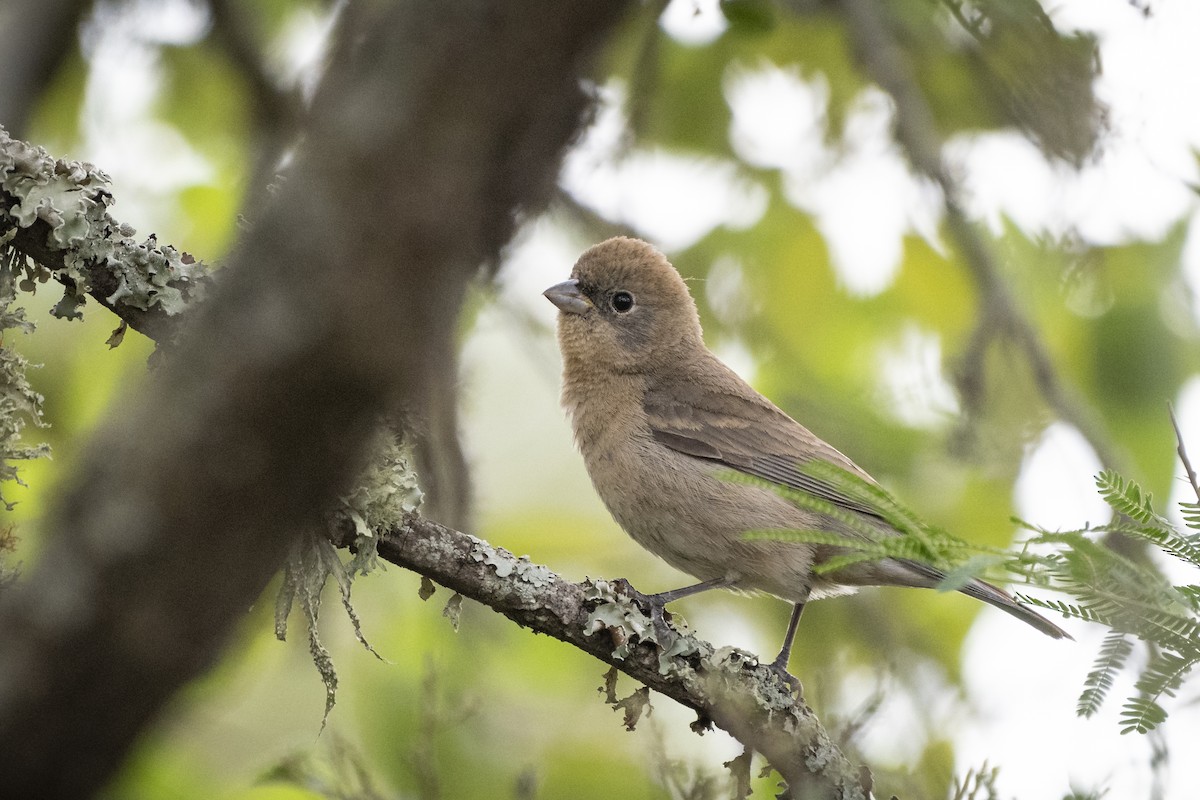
544,236,1069,680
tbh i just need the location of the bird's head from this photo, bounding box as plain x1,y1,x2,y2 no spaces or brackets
544,237,703,374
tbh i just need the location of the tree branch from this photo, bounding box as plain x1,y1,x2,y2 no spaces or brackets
836,0,1129,478
332,513,871,800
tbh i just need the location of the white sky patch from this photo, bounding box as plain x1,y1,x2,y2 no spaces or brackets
726,63,830,173
268,4,340,101
659,0,728,45
1014,422,1110,531
876,324,960,429
955,614,1185,799
950,0,1200,245
1053,0,1200,174
561,84,768,251
78,0,213,234
944,133,1065,235
726,70,942,296
945,130,1192,244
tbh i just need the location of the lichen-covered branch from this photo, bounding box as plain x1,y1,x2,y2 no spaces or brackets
0,126,211,343
330,513,871,800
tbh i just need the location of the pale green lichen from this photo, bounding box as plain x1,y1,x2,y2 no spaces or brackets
583,578,716,673
0,250,49,512
468,537,556,590
276,427,422,725
584,579,662,660
0,126,208,323
441,592,463,631
336,428,423,575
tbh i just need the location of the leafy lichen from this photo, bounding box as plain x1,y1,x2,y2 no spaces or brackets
336,428,424,575
0,125,208,324
0,247,49,512
275,427,423,725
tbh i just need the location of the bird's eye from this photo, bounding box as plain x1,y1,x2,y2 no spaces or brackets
610,291,635,313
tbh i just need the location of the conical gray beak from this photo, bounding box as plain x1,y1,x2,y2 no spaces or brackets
543,279,593,315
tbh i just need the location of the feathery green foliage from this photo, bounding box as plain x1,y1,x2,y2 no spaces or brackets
1012,464,1200,734
735,461,1007,580
1012,448,1200,734
737,444,1200,736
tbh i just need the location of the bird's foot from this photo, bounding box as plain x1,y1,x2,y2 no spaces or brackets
612,578,677,650
766,655,802,695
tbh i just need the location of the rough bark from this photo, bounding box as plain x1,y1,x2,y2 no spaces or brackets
335,514,871,799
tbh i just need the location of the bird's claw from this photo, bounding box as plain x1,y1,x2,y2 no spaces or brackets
648,607,677,650
611,578,650,611
766,658,802,694
612,578,677,650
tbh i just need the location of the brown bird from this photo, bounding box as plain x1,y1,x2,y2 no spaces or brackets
544,236,1069,682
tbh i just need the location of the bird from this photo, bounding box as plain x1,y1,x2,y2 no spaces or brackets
543,236,1069,683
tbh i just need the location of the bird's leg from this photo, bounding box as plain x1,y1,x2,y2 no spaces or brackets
615,576,737,649
768,600,807,692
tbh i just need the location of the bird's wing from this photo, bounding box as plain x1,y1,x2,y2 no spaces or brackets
643,369,885,521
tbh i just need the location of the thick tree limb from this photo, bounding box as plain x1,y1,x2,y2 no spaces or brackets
0,2,629,796
333,514,871,800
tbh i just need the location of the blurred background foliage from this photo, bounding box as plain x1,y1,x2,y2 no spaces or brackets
3,0,1199,798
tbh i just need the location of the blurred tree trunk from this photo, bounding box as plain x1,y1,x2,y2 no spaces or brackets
0,0,90,136
0,2,629,797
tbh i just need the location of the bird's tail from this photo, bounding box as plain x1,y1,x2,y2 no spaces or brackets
891,558,1072,640
956,575,1072,640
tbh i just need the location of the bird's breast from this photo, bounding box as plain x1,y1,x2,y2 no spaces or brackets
583,428,818,599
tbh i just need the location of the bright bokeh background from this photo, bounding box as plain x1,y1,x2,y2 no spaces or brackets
6,0,1200,798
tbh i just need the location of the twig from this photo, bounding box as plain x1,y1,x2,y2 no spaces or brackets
1168,402,1200,503
207,0,302,132
835,0,1129,479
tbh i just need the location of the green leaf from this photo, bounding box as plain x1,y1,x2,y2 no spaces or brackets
720,0,777,34
1077,630,1132,718
1095,470,1166,526
1120,697,1168,735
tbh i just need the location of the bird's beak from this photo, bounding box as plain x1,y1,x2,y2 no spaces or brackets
543,279,593,316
